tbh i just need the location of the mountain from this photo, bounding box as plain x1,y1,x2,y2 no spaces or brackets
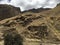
22,8,50,13
0,4,21,20
0,4,60,45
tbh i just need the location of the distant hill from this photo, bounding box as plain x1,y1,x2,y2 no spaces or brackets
22,8,50,13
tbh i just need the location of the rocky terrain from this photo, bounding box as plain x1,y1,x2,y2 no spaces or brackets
0,4,60,45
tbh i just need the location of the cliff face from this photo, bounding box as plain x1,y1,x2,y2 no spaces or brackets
0,4,20,20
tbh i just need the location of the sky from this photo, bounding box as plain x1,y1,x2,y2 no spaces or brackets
0,0,60,11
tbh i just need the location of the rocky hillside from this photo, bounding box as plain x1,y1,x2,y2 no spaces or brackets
0,4,60,45
0,4,21,20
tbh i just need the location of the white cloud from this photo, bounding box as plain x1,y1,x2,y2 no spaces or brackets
0,0,60,11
